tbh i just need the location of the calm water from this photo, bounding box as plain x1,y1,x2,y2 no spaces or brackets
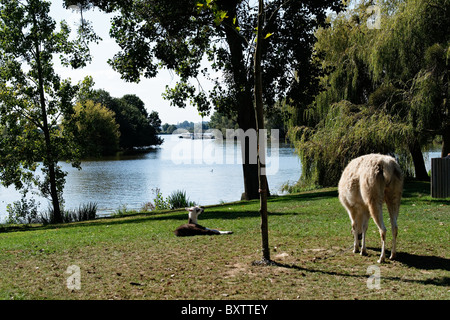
0,134,302,221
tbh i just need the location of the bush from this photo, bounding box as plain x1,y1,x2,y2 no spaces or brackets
6,196,40,225
151,188,171,210
150,188,196,211
112,204,132,217
140,202,155,212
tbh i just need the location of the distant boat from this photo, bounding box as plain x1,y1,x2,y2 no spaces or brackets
178,132,215,139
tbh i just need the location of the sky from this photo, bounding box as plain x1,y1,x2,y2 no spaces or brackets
50,0,212,125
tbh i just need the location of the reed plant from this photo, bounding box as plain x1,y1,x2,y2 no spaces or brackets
167,189,196,209
40,202,98,225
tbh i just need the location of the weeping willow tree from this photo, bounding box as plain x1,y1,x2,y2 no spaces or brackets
367,0,449,175
408,43,449,157
287,0,449,188
291,101,412,187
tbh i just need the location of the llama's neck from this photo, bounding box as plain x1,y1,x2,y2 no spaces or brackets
188,212,198,224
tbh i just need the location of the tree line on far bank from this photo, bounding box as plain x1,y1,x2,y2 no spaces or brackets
74,87,163,158
160,110,288,141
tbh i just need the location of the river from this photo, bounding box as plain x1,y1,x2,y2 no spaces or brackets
0,134,302,222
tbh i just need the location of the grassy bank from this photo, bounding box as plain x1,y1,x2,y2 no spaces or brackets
0,181,448,300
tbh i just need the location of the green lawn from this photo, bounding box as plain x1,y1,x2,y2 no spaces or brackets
0,181,448,300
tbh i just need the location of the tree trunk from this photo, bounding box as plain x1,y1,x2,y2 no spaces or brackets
409,138,429,181
237,103,261,201
34,23,63,223
222,2,269,201
254,0,270,262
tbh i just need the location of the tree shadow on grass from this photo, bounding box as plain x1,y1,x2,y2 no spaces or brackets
395,251,450,271
267,256,450,288
401,180,450,205
361,247,450,271
251,241,450,288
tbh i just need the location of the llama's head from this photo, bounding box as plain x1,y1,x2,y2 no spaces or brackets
186,206,203,224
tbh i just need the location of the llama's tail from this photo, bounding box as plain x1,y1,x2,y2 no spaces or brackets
381,158,403,187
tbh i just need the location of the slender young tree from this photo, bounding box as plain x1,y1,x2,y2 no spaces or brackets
254,0,270,263
0,0,99,222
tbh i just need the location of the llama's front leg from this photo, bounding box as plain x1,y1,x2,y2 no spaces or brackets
360,232,368,256
353,236,360,254
360,214,369,256
352,225,361,254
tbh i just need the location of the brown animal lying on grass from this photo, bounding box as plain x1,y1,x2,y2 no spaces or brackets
174,206,233,237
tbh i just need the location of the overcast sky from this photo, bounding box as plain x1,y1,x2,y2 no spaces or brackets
50,0,213,125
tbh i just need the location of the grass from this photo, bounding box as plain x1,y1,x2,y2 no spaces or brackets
0,181,448,300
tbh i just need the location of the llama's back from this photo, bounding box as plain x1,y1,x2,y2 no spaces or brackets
338,154,403,207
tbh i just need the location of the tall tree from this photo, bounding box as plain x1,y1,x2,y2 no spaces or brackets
0,0,98,222
148,110,162,133
254,0,270,263
68,100,121,157
64,0,343,200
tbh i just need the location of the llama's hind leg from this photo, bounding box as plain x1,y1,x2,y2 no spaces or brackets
369,202,387,263
389,216,398,260
386,197,400,260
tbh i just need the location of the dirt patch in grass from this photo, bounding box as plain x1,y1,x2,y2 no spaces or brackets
224,262,254,279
